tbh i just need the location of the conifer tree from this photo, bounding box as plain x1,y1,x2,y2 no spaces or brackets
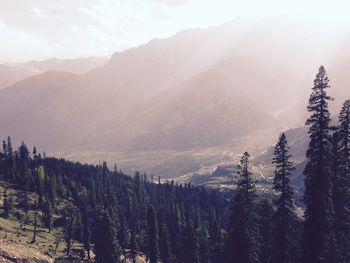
270,133,300,263
257,199,273,263
19,142,31,185
5,137,16,182
147,205,159,263
159,224,171,263
63,205,79,255
31,201,38,243
302,66,338,263
130,227,138,263
333,100,350,260
182,220,200,263
94,210,121,263
42,200,52,232
3,195,13,219
225,152,261,263
22,193,30,223
82,208,92,260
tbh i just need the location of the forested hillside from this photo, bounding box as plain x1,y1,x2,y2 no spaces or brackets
0,138,231,262
1,66,350,263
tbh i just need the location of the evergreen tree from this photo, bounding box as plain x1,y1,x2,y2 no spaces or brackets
3,195,13,219
82,208,92,259
31,201,38,243
94,210,121,263
147,205,159,263
257,199,273,263
334,100,350,260
130,227,138,263
0,138,231,262
225,152,261,263
5,137,16,182
159,224,171,263
42,200,53,232
198,225,211,263
209,208,224,263
182,220,200,263
63,205,79,255
19,142,31,185
302,66,338,263
270,133,300,263
23,193,30,223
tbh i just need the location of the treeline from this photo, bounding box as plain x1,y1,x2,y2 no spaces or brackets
1,65,350,263
0,137,231,262
225,66,350,263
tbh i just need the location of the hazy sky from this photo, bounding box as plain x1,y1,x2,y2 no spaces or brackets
1,0,350,62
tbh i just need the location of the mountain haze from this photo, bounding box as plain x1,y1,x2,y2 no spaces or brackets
0,57,107,89
0,18,349,173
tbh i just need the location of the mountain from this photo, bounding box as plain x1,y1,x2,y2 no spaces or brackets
119,56,280,150
0,17,349,177
0,57,107,89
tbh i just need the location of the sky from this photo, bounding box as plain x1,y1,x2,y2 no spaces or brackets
1,0,350,62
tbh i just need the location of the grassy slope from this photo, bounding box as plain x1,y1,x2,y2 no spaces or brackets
0,181,151,263
0,181,84,262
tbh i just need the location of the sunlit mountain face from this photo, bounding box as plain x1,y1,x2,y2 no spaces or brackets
1,16,350,179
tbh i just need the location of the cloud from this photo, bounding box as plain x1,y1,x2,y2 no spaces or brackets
49,8,63,18
150,5,173,21
0,19,52,62
1,0,350,62
30,7,47,18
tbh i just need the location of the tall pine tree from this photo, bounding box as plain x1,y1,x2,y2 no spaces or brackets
302,66,338,263
334,100,350,260
271,133,300,263
182,220,200,263
225,152,261,263
147,205,159,263
94,210,121,263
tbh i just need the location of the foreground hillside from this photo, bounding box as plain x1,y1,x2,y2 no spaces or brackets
0,140,231,262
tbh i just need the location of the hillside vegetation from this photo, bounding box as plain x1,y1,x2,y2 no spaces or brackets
0,66,349,263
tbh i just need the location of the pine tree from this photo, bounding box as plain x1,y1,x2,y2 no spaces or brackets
19,142,31,185
42,200,53,232
130,227,138,263
82,208,92,260
159,224,171,263
3,195,13,219
225,152,262,263
147,205,159,263
182,220,200,263
31,201,38,243
118,213,129,251
270,133,300,263
209,208,224,263
302,66,338,263
198,225,211,263
63,205,79,255
333,100,350,260
23,193,29,223
94,210,121,263
5,137,16,182
257,199,273,263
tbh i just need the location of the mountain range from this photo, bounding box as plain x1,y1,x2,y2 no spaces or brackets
1,17,350,179
0,57,107,89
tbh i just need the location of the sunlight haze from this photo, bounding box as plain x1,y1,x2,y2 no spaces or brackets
1,0,350,62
